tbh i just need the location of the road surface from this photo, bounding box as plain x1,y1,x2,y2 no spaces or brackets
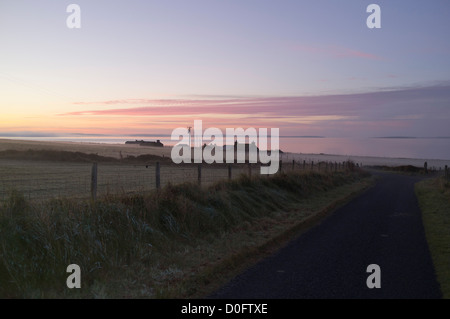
209,171,442,299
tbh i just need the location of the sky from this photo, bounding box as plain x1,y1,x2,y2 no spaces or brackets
1,1,450,144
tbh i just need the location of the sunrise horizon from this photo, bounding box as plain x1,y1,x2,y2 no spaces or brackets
1,1,449,158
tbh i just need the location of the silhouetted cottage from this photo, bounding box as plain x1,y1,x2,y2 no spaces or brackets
125,140,144,145
125,139,164,147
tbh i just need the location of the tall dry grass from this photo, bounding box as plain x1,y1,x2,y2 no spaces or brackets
0,166,369,298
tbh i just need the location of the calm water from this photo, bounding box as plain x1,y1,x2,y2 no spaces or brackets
281,137,450,161
2,136,449,161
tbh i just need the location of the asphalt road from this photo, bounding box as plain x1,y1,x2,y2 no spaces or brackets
208,171,442,299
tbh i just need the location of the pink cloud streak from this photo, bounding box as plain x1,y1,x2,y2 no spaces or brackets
57,84,450,137
61,85,450,120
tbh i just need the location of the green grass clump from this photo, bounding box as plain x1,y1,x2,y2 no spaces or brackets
415,176,450,299
0,169,370,298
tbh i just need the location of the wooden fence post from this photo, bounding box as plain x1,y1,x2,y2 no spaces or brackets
198,164,202,186
292,159,295,171
311,161,314,171
303,160,306,170
91,163,97,201
156,162,161,189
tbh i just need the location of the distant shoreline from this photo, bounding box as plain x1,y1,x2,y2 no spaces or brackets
1,137,449,169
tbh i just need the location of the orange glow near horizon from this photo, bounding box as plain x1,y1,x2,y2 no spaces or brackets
1,85,450,140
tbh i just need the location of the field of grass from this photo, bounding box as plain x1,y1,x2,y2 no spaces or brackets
0,146,347,202
0,138,172,159
0,158,254,202
415,176,450,299
0,168,372,298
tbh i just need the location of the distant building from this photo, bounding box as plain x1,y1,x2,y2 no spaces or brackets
125,140,143,145
125,139,164,147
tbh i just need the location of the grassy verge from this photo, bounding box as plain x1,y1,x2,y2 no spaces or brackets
415,176,450,299
0,168,373,298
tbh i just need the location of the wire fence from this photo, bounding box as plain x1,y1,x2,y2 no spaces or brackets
0,158,361,203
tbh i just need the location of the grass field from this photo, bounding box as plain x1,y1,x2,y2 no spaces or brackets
415,175,450,299
0,145,347,202
0,138,172,159
0,159,253,202
0,167,372,298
